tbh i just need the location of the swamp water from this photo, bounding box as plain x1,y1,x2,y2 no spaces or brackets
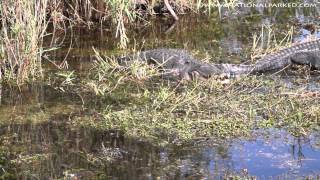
1,3,320,179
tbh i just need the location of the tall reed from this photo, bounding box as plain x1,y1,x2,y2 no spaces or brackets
106,0,136,49
0,0,49,83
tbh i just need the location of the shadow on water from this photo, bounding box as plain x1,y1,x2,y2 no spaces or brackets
2,1,320,179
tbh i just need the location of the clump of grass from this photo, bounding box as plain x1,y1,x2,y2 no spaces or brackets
85,48,161,96
0,0,49,84
68,47,320,144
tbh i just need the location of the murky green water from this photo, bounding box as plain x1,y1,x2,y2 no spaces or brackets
2,120,320,179
1,2,320,179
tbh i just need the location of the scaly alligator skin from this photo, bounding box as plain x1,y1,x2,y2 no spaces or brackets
118,39,320,80
252,39,320,73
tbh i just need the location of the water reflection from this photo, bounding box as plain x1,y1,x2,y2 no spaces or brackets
1,122,320,179
232,129,320,178
1,1,320,179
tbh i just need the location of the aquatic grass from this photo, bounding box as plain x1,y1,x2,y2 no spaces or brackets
55,71,76,86
70,30,320,143
251,24,294,61
86,48,163,96
3,48,319,144
72,51,319,143
0,0,49,84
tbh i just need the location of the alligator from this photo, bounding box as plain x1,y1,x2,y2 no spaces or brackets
118,39,320,80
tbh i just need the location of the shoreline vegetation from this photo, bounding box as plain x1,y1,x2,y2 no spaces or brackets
0,0,317,83
0,1,320,178
0,0,319,142
0,0,230,84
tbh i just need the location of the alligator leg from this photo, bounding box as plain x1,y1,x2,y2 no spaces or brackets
290,51,320,70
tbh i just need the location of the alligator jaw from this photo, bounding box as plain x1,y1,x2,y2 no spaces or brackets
191,63,222,78
192,63,253,78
